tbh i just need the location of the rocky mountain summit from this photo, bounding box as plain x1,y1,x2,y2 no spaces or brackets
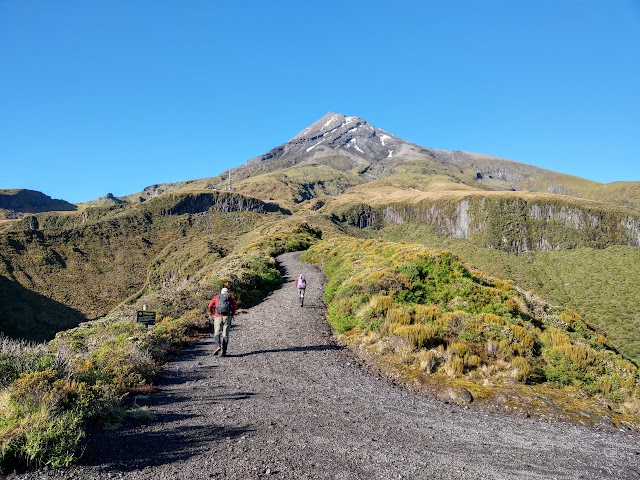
248,112,418,165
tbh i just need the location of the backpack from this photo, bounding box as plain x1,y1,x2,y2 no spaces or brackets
297,275,306,289
216,292,232,315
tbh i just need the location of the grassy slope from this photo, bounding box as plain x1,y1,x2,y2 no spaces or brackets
234,166,640,365
3,163,638,357
231,164,365,210
326,172,638,211
375,224,640,364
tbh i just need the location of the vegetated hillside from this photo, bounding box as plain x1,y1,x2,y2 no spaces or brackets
303,237,640,428
0,191,288,341
3,111,640,471
0,218,324,472
374,223,640,364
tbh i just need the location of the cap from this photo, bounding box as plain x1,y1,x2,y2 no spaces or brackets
221,287,229,294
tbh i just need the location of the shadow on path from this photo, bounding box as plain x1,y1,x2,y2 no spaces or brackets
75,335,257,472
232,344,343,358
79,421,253,472
296,303,325,309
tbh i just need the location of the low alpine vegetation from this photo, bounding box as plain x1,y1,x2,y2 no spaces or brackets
377,223,640,364
303,237,640,425
0,316,189,472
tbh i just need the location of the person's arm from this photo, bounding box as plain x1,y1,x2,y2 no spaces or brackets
231,297,238,315
208,296,217,314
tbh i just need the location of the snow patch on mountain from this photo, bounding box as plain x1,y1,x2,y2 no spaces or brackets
307,140,324,152
323,114,340,129
347,139,364,153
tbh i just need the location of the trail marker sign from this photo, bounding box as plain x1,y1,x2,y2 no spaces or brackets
136,310,156,326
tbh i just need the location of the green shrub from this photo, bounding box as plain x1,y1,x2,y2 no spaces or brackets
541,348,587,385
1,407,84,471
1,369,96,471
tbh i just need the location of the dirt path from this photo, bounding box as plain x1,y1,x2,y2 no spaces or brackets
11,252,640,479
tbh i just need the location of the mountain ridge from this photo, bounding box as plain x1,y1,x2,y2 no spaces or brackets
126,111,640,214
3,112,638,214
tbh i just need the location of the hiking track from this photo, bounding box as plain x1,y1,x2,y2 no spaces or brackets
12,252,640,479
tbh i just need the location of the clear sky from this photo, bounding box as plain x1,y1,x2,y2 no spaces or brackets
1,0,639,203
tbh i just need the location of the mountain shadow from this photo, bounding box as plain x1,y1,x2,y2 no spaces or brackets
0,275,86,342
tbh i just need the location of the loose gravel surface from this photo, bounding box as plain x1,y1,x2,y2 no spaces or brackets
9,252,640,479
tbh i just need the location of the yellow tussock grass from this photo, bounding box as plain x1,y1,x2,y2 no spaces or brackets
414,304,442,323
507,324,536,350
416,350,441,373
389,323,438,349
445,356,464,378
447,341,469,358
541,327,571,347
386,307,411,325
554,344,597,366
511,356,533,382
481,313,505,325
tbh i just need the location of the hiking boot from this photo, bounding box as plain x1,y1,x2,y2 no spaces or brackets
213,346,221,356
221,340,228,357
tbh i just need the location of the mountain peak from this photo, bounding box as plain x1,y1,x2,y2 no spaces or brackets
293,112,367,141
248,112,407,166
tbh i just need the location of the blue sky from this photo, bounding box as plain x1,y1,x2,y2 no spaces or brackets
1,1,639,203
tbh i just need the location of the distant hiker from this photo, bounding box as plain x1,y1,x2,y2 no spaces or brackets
295,274,307,291
208,287,238,357
295,274,306,307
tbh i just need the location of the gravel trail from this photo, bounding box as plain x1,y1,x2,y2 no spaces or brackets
10,252,640,479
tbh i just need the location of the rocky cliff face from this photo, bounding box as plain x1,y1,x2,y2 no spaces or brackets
150,192,288,216
333,196,640,253
9,192,288,232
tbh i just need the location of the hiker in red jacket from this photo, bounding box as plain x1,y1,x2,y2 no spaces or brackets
207,287,238,357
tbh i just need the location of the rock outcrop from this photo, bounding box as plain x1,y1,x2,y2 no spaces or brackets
332,195,640,252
